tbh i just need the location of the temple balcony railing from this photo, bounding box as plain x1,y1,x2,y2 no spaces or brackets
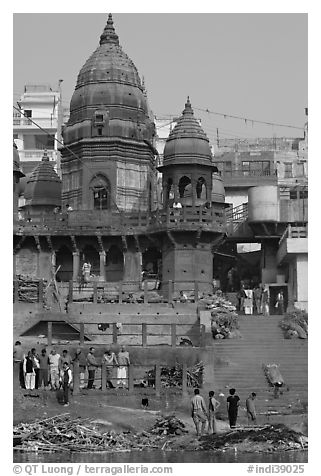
13,205,227,235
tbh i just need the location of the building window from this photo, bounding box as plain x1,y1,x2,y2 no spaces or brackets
95,114,104,123
24,134,55,150
97,128,102,136
93,188,108,209
284,162,293,178
24,110,32,118
299,190,308,199
242,161,271,176
90,174,111,210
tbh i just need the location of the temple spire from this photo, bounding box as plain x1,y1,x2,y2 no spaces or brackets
100,13,119,45
183,96,193,115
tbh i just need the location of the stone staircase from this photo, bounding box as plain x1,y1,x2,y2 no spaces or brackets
212,315,308,417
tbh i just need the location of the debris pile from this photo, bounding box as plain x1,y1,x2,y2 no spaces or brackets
200,424,308,453
203,292,240,339
14,275,46,304
13,414,153,453
150,415,188,436
263,363,284,387
145,361,204,388
280,310,308,339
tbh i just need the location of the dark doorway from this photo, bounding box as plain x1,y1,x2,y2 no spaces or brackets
106,245,124,282
56,246,73,282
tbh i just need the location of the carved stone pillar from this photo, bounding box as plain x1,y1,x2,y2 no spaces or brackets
99,251,106,281
72,251,80,281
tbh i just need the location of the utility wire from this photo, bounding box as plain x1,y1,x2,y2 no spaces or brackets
13,105,123,214
194,107,304,131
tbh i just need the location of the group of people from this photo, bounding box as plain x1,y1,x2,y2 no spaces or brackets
238,284,285,316
13,342,131,405
191,388,257,437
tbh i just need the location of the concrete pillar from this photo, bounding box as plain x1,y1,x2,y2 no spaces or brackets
155,364,161,397
99,251,106,281
72,252,80,281
142,323,147,347
182,363,188,396
101,364,107,393
73,361,80,396
47,322,52,346
51,251,56,275
171,324,176,347
79,323,85,345
128,365,134,393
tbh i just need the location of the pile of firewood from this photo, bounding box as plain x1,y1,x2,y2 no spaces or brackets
145,361,203,388
202,292,240,339
279,310,308,339
13,414,152,453
15,275,46,303
150,415,188,435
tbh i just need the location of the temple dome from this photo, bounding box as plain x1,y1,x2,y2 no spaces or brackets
24,151,62,207
163,97,213,166
64,14,155,145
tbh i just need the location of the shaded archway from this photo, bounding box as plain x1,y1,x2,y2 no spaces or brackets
106,245,124,282
196,177,207,200
178,176,192,199
56,245,73,282
142,247,162,278
81,245,100,277
89,174,111,210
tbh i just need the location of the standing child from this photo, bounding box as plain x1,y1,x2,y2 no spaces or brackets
61,362,73,407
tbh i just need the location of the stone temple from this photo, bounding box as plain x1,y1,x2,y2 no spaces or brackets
13,14,226,297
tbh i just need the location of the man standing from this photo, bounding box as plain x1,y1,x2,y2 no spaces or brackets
31,348,40,389
86,347,99,389
49,349,61,390
276,290,285,315
246,392,257,425
102,349,118,389
261,285,270,316
38,348,49,389
13,341,25,389
208,390,220,434
59,349,72,370
61,362,73,406
191,388,208,437
253,285,262,314
72,348,87,388
226,388,240,429
117,346,130,388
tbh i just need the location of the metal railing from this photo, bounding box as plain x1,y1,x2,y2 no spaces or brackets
45,321,206,348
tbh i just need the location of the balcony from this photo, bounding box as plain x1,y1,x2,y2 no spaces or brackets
13,117,58,129
218,168,277,188
13,205,227,236
18,149,57,162
277,224,308,264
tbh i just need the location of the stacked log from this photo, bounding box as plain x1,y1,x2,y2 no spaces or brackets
145,361,204,388
280,310,308,339
150,415,188,435
15,275,46,303
203,292,240,339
